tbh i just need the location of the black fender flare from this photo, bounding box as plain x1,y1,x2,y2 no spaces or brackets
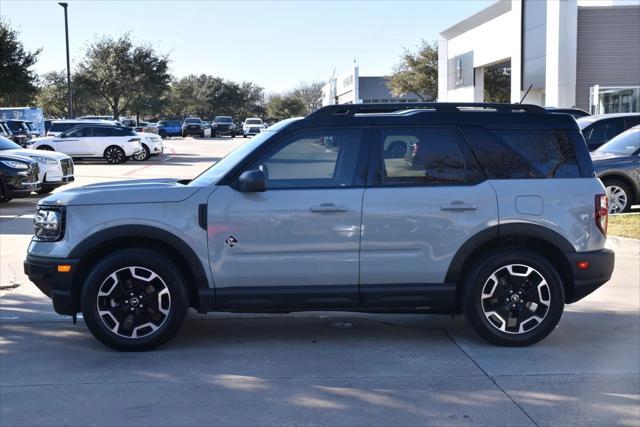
68,225,209,290
444,223,575,284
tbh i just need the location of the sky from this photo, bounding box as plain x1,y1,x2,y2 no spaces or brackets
1,0,494,93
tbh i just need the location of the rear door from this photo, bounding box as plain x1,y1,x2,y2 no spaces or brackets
360,126,498,306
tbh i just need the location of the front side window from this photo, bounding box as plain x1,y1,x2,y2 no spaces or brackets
63,126,88,138
49,123,76,133
585,119,625,146
380,127,479,185
250,128,363,189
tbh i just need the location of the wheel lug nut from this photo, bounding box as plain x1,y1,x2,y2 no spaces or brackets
125,300,129,304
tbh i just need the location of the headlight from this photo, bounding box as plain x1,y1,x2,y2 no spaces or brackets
144,136,160,142
30,155,57,164
230,124,236,129
34,207,64,241
1,160,29,169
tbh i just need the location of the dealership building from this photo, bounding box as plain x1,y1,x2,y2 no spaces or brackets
321,65,420,106
438,0,640,113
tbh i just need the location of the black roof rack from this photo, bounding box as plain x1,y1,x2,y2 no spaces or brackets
306,102,547,119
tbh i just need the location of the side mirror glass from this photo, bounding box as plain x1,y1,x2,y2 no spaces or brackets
237,169,266,192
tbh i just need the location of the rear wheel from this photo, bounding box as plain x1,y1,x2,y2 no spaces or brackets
463,248,565,346
104,146,126,164
81,248,189,351
603,178,632,214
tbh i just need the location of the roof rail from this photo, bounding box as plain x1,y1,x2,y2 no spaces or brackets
306,102,547,119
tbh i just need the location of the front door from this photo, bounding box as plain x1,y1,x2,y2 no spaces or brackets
208,127,369,310
360,126,498,308
52,126,88,155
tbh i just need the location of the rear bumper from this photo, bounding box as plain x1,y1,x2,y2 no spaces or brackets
24,254,80,315
565,248,615,303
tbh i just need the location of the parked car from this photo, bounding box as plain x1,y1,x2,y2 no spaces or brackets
79,115,114,121
0,154,40,202
134,132,164,161
47,119,114,137
0,135,74,194
591,125,640,213
29,123,143,164
157,120,182,138
182,117,205,138
242,118,265,137
577,113,640,151
212,116,236,137
24,102,615,351
120,118,137,128
545,107,590,119
5,119,36,147
0,107,45,136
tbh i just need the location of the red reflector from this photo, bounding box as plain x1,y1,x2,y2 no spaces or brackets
577,261,590,270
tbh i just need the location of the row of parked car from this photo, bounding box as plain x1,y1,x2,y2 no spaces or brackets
156,116,266,139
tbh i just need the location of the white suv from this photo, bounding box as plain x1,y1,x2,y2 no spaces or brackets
29,124,143,164
242,118,265,137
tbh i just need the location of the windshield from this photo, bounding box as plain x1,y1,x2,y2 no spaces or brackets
26,122,37,131
189,118,300,186
0,135,21,150
245,119,262,125
214,117,232,123
184,118,201,124
594,127,640,156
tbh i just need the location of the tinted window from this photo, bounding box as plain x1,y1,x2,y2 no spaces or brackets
49,123,77,133
595,127,640,156
109,127,134,137
184,118,201,124
89,127,114,137
251,128,363,189
624,116,640,129
585,119,625,147
381,127,481,185
214,117,232,123
64,126,89,138
246,119,262,125
6,121,22,132
495,130,581,178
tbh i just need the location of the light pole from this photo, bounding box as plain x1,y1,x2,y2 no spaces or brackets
58,2,72,118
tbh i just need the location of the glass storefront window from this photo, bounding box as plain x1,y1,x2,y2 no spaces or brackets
590,86,640,114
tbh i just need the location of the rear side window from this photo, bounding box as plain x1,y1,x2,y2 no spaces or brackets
496,130,581,178
584,119,625,147
380,127,482,185
108,127,135,137
49,123,76,133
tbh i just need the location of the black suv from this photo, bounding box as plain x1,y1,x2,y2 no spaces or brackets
182,118,205,138
212,116,236,137
5,120,37,147
0,154,40,202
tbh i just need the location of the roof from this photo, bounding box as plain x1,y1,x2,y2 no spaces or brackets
440,0,511,40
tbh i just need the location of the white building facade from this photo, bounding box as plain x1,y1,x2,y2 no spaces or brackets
438,0,640,114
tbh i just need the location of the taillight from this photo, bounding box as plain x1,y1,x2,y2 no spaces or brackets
595,194,608,236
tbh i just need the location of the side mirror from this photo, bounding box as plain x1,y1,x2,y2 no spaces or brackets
237,169,266,192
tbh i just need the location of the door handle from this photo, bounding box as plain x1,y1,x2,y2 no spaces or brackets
440,202,478,211
310,203,348,213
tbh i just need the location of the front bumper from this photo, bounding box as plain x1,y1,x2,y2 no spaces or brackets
182,127,204,135
214,127,235,135
565,248,615,303
24,254,80,314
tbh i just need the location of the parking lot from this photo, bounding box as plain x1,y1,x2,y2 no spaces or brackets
1,136,639,426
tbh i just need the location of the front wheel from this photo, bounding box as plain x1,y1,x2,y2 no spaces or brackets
37,185,56,194
133,144,150,161
104,146,127,164
463,248,565,346
81,248,189,351
604,178,632,214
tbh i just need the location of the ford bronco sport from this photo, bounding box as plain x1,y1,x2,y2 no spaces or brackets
24,103,615,351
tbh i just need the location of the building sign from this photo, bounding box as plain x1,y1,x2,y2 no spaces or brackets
448,51,474,89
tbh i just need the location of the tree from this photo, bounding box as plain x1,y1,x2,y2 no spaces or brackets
292,81,324,114
387,40,438,101
0,19,41,106
74,34,170,119
484,63,511,103
266,94,306,122
36,71,69,117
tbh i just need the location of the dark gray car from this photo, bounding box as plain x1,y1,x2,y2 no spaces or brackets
592,125,640,213
578,113,640,151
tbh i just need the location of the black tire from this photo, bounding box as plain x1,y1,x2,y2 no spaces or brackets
81,248,189,351
212,132,217,138
37,185,56,194
243,134,247,138
37,145,54,151
133,144,150,161
463,248,565,347
200,132,205,138
104,146,126,164
0,179,11,202
159,130,167,139
602,177,633,214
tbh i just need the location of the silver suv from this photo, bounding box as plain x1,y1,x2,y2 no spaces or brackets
24,103,615,351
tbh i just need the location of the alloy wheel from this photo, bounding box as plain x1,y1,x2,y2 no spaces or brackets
606,185,628,214
96,266,171,339
105,147,125,164
480,264,551,334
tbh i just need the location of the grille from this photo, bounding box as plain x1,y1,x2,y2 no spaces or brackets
249,127,261,133
60,159,73,175
30,163,39,180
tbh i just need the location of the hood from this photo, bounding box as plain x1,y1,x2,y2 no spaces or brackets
39,178,199,206
590,152,619,162
29,136,55,144
3,148,71,161
0,153,35,164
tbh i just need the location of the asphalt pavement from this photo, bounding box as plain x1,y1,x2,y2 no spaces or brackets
1,137,639,426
